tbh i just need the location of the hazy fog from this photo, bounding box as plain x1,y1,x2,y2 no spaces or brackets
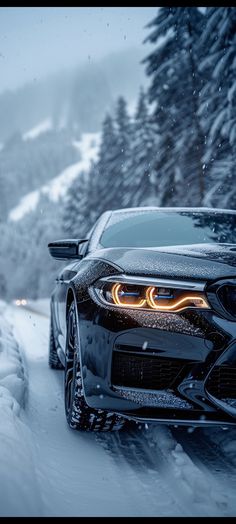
0,7,157,93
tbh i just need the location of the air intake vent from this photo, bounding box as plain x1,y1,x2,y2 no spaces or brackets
206,365,236,399
111,351,186,390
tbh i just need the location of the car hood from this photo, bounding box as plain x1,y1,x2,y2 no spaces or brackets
88,243,236,282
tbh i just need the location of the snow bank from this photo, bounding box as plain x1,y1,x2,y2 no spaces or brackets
0,302,41,516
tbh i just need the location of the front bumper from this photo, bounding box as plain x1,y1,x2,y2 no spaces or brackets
76,295,236,426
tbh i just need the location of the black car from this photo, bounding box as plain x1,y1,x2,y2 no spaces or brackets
48,207,236,431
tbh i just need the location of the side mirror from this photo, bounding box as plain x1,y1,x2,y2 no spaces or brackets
48,239,88,260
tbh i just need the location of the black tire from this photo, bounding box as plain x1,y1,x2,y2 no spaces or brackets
48,315,64,369
64,302,125,432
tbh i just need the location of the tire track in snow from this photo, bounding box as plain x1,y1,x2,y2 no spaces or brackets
97,425,224,516
96,427,188,517
202,426,236,468
171,426,236,515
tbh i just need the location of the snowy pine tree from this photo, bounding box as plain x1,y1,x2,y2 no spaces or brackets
94,102,132,215
0,172,7,221
63,171,87,237
63,111,124,238
123,89,160,207
63,166,99,238
144,7,206,206
115,97,131,201
198,7,236,209
95,113,122,215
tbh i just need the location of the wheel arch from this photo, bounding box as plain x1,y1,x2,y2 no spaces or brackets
65,286,85,391
66,287,77,320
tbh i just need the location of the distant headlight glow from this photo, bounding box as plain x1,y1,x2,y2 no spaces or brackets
21,299,27,306
14,299,27,306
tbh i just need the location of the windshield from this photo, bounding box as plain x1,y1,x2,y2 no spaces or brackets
100,211,236,248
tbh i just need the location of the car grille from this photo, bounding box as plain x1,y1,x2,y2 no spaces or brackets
217,284,236,318
111,351,187,390
206,365,236,399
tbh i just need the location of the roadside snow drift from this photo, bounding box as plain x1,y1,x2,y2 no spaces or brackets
0,301,41,516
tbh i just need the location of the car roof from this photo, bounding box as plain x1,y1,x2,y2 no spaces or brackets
108,206,236,215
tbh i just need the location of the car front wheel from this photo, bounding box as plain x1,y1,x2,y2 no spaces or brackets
64,301,125,432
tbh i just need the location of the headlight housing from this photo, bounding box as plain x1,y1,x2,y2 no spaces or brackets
90,275,210,313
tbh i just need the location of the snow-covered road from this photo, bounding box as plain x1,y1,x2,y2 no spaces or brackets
4,304,236,517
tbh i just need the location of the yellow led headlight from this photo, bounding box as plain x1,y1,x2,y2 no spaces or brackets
92,276,210,313
112,283,147,308
145,286,209,312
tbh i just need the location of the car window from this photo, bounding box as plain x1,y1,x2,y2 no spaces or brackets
99,211,236,248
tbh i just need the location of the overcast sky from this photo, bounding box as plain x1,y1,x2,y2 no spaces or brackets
0,7,157,93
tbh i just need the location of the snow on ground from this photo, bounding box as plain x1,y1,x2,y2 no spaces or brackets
24,298,50,317
13,298,50,318
203,426,236,467
1,299,236,516
9,132,101,222
0,300,41,516
22,118,53,141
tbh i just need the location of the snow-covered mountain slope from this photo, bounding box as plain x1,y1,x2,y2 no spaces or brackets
23,118,53,141
9,132,100,222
